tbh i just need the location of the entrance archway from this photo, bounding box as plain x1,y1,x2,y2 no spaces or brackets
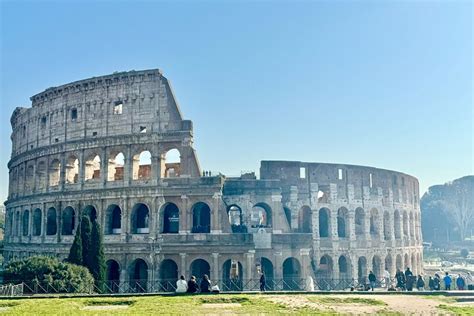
105,260,120,293
260,257,274,290
222,259,243,291
160,259,178,292
129,259,148,292
282,257,301,290
190,259,211,280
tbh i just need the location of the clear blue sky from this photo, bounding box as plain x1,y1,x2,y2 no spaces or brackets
1,0,472,201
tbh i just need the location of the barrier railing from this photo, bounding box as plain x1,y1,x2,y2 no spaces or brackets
0,283,24,296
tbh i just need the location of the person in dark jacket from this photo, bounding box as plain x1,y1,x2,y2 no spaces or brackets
428,276,435,291
187,276,199,293
433,274,441,290
416,275,425,291
405,267,413,279
259,273,266,291
368,271,377,291
200,274,211,293
396,269,406,290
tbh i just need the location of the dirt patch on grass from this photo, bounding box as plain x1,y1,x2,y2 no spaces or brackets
81,305,130,311
265,295,328,312
201,303,242,308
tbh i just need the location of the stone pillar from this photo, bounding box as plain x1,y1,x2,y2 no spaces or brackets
79,150,85,189
274,252,283,290
244,250,255,289
330,209,338,240
212,253,219,281
101,147,108,187
180,195,188,233
364,211,370,240
125,145,132,185
348,211,356,241
179,253,187,277
119,268,128,293
211,192,221,234
300,248,311,280
312,208,320,240
41,203,47,240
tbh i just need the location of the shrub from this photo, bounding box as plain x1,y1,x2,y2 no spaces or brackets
460,248,469,258
3,256,94,293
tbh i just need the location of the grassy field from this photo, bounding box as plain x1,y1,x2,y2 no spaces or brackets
0,293,472,315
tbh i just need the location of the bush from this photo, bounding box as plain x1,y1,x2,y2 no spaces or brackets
3,256,94,293
460,248,469,258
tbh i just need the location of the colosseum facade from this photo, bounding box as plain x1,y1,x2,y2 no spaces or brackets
4,69,423,291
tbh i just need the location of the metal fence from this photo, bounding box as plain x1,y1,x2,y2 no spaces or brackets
0,283,24,296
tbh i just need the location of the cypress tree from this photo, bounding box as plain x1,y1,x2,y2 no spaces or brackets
67,224,83,265
90,220,106,292
80,216,93,272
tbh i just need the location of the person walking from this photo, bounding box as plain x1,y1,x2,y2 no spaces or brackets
443,272,452,290
466,272,473,290
259,272,266,292
368,271,376,291
187,276,199,293
405,267,413,279
434,274,441,291
456,274,465,290
383,269,391,288
428,276,435,291
416,275,425,291
200,274,211,293
396,269,406,291
175,275,188,293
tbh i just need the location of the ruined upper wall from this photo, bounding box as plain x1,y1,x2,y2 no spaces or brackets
9,69,190,158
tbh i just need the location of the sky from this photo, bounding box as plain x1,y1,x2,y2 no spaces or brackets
0,0,472,201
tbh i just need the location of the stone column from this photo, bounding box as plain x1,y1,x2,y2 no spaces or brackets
211,192,221,234
101,147,108,188
212,253,219,281
179,253,187,277
300,248,311,281
119,268,128,293
348,211,356,241
274,252,283,290
180,195,188,233
79,150,85,189
125,145,132,185
244,250,255,289
312,208,320,240
330,209,338,240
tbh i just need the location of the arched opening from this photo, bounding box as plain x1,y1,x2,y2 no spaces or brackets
357,256,367,284
105,205,122,234
222,259,243,291
318,208,330,237
228,205,245,233
105,260,120,293
372,255,382,279
25,165,34,192
160,259,178,291
133,151,152,180
191,202,211,233
251,203,272,228
108,152,125,181
66,155,79,184
32,208,42,236
338,255,351,288
162,148,181,178
131,203,150,234
36,161,47,191
15,211,20,236
283,207,292,229
337,207,349,238
49,159,61,187
162,203,180,234
129,259,148,292
394,210,401,239
62,207,75,235
299,206,312,233
22,210,29,236
402,211,408,238
283,257,301,290
355,207,365,237
85,154,101,181
369,208,379,237
46,207,57,235
190,259,211,280
385,254,393,277
396,254,403,270
260,257,274,290
383,211,391,240
316,255,334,289
83,205,97,223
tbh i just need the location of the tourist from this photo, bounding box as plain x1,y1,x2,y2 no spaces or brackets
416,275,425,291
395,269,406,291
383,269,391,288
260,272,266,291
406,275,415,291
200,274,211,293
434,274,441,291
368,271,376,291
428,276,435,291
404,267,413,279
456,274,465,290
305,275,315,292
187,276,199,293
466,272,473,290
175,275,188,293
443,272,452,290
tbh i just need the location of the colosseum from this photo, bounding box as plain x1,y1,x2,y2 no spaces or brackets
3,68,423,291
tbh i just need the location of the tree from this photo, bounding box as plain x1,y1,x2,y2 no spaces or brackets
80,216,92,271
90,220,106,292
67,226,82,265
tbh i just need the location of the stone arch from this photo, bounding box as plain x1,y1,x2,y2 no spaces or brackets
222,259,244,290
227,205,244,233
283,257,301,290
260,257,274,290
131,203,150,234
383,211,391,240
355,207,365,237
133,150,152,180
394,210,401,239
105,204,122,234
32,208,42,236
48,159,61,187
107,152,125,181
337,207,349,238
22,210,29,236
66,155,79,184
338,255,352,286
299,206,312,233
46,207,57,235
190,258,211,280
191,202,211,233
83,205,97,222
283,207,292,229
252,203,272,228
385,254,393,275
372,255,382,278
62,206,76,235
162,203,180,234
129,258,148,292
105,259,120,293
162,148,181,178
317,255,334,284
402,211,409,238
357,256,367,284
85,154,101,181
369,208,380,237
160,259,178,291
36,161,47,191
318,208,330,237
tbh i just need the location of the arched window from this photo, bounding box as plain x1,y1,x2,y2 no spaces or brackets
355,207,365,237
260,257,274,290
131,203,150,234
394,210,401,239
133,151,152,180
369,208,379,237
162,149,181,178
32,208,42,236
190,259,211,280
298,206,312,233
108,152,125,181
402,211,409,238
383,211,391,240
283,257,301,290
357,256,367,283
22,210,29,236
46,207,57,235
251,203,272,228
192,202,211,233
222,259,243,291
25,165,34,193
337,207,349,238
372,255,382,278
85,154,101,181
105,205,122,234
36,161,47,191
160,259,178,291
318,208,330,237
66,155,79,184
49,159,61,187
129,259,148,292
106,260,120,293
62,207,75,235
162,203,180,234
83,205,97,222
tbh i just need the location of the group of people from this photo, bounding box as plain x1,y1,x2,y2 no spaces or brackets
175,275,219,294
390,268,473,291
